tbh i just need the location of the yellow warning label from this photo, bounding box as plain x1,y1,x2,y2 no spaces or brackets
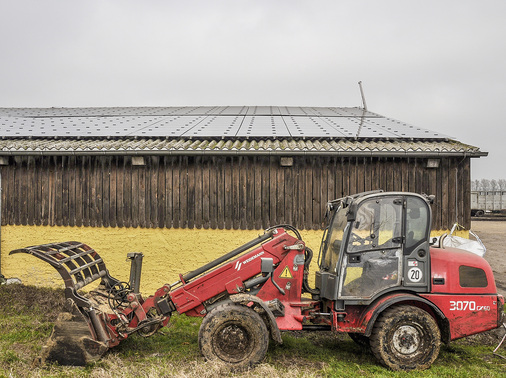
279,266,293,279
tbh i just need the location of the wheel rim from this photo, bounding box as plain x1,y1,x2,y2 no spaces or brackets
213,322,253,362
392,325,422,355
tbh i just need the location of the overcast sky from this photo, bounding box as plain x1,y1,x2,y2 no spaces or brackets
1,1,504,180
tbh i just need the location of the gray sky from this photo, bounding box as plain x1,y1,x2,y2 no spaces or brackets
1,1,505,180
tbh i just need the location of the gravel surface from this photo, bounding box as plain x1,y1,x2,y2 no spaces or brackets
471,221,506,297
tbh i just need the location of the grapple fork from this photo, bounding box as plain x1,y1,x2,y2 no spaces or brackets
10,241,121,308
10,242,125,365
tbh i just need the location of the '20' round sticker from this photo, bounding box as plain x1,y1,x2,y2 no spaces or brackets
408,267,423,282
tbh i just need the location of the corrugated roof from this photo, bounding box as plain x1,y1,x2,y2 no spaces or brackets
0,106,486,157
0,137,484,157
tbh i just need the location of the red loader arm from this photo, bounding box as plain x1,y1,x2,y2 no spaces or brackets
167,228,307,331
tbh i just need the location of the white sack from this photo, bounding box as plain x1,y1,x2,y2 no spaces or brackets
442,223,487,257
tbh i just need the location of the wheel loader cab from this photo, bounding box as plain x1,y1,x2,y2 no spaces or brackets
316,192,432,304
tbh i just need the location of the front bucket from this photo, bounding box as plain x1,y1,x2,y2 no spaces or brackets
39,299,108,366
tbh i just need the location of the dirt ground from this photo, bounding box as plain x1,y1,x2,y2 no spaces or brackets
471,220,506,298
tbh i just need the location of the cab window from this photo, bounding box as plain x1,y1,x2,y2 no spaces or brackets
405,197,429,251
347,197,402,253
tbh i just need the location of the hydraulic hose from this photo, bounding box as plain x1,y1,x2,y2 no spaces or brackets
265,224,302,241
302,247,320,297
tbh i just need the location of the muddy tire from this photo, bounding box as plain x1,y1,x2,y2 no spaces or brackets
349,332,370,348
370,305,440,371
198,303,269,369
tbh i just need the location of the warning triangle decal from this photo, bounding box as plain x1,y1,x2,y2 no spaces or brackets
279,266,293,279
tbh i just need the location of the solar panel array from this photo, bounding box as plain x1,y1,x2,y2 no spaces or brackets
0,106,449,139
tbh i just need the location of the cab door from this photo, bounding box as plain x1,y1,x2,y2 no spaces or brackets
338,196,404,300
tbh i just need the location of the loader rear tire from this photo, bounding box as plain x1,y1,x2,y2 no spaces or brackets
370,305,440,371
199,303,269,369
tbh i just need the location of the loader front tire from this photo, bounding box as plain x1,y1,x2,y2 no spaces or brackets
199,303,269,369
370,305,440,371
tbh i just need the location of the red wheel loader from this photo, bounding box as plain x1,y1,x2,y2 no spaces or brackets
10,191,505,371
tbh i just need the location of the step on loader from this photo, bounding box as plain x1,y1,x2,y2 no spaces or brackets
10,191,505,371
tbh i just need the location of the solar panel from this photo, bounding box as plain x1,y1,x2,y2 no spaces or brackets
0,106,451,139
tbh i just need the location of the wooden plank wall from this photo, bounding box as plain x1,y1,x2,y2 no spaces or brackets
0,155,471,230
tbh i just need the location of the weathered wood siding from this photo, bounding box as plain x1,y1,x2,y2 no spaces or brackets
0,155,471,230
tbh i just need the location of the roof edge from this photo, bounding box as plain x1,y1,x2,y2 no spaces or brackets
0,149,487,158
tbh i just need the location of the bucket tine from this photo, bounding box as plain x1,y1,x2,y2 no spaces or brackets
10,241,120,306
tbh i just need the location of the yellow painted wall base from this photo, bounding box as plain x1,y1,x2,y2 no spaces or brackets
1,226,468,295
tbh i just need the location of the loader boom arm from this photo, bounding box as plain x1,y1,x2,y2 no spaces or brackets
168,228,304,317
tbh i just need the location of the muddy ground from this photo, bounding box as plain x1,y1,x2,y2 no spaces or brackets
471,220,506,298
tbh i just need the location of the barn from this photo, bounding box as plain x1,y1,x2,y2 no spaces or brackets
0,106,486,291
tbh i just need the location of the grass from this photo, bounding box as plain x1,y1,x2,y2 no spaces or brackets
0,284,505,377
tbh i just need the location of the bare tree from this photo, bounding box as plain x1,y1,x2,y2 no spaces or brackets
480,179,491,191
498,179,506,191
472,179,480,191
491,179,498,191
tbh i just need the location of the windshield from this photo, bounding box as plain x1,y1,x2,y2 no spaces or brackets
322,204,348,273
